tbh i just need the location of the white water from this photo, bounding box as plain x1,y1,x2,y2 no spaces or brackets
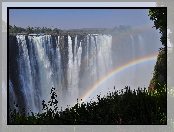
9,33,159,114
138,34,145,57
9,34,113,114
17,35,36,114
67,35,82,104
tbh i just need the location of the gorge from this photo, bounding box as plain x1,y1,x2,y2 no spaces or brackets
8,28,161,115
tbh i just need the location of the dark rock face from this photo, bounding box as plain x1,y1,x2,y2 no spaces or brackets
9,36,25,112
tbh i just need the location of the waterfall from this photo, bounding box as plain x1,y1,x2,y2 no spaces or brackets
89,35,98,86
9,76,18,111
67,35,82,104
9,34,113,114
9,35,64,114
138,34,145,57
130,35,135,80
9,32,159,114
17,35,36,114
130,35,135,61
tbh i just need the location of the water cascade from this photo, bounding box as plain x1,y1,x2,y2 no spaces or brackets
9,31,161,114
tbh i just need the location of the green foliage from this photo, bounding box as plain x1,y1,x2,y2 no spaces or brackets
9,25,26,34
9,25,62,35
149,49,166,91
9,85,167,125
148,8,167,91
8,24,132,35
111,25,132,35
148,8,167,48
156,2,174,90
26,26,34,34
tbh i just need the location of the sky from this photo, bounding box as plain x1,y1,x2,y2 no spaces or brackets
2,2,171,46
2,2,157,30
8,8,155,30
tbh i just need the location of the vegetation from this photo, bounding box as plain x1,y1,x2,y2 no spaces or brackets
7,7,169,127
9,85,166,125
8,24,132,35
158,2,174,89
148,8,167,49
9,25,61,35
148,5,173,130
148,8,167,91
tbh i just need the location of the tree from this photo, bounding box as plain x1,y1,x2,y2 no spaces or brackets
13,25,18,33
9,25,13,33
153,3,174,130
53,28,61,34
148,8,167,49
26,26,34,34
154,3,174,89
148,8,167,91
111,26,118,34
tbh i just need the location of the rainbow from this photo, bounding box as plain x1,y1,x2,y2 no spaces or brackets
81,54,158,103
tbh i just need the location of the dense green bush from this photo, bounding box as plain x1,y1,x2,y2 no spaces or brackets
148,8,167,91
9,84,167,125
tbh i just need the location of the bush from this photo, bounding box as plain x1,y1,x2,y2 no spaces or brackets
9,84,167,124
